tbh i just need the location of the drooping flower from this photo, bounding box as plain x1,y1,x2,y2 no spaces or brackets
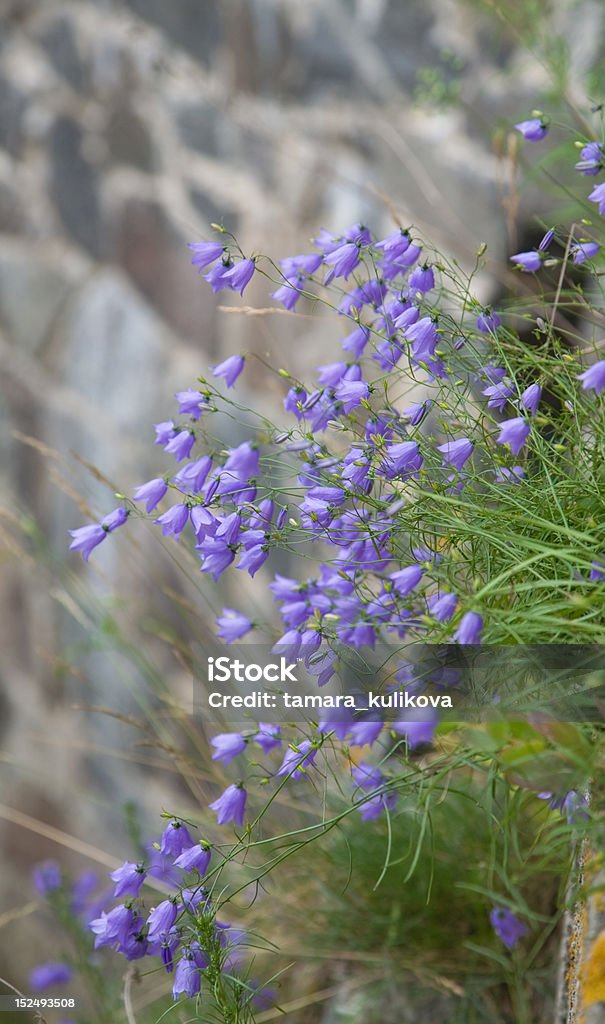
188,240,225,270
437,438,473,470
490,907,528,949
164,430,195,461
175,389,207,420
509,250,542,272
160,820,194,857
476,310,501,333
324,241,361,280
389,565,423,596
578,359,605,394
224,258,255,295
575,141,604,175
68,507,128,561
216,608,252,643
172,947,208,998
209,783,247,826
110,861,146,898
588,182,605,215
212,355,245,388
68,523,106,561
520,383,541,415
590,558,605,582
211,732,247,764
335,378,369,412
254,722,282,753
497,416,530,455
174,842,212,875
571,241,599,264
147,899,178,944
154,503,189,539
133,478,168,512
514,117,548,141
454,611,483,644
408,264,435,293
495,465,525,484
427,592,458,622
276,740,318,780
392,714,436,749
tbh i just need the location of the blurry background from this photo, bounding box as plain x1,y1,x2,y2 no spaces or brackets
0,0,603,1018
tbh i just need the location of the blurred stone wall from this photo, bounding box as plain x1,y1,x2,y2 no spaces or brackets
0,0,603,999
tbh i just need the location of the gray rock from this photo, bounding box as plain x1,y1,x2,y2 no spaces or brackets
0,74,26,157
0,239,89,354
105,104,155,171
38,12,88,92
124,0,221,67
49,115,105,257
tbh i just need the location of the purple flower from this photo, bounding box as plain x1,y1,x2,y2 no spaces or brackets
174,842,212,875
392,714,436,749
520,383,541,415
427,592,457,622
578,360,605,394
589,182,605,215
68,523,107,561
160,820,194,857
276,740,318,780
272,279,304,309
33,860,61,895
497,416,530,455
576,141,604,175
375,229,411,258
510,250,541,272
204,259,235,292
348,721,383,747
133,477,168,512
110,861,146,898
389,565,423,596
173,456,213,494
284,385,307,418
165,429,195,461
342,324,370,358
189,240,225,270
224,258,255,295
211,732,247,764
255,722,282,753
173,950,205,998
324,242,361,280
571,242,599,264
209,783,247,826
437,438,473,470
154,503,189,539
381,440,423,479
490,907,528,949
482,379,513,411
408,264,435,293
89,904,136,949
495,465,525,483
30,963,73,991
454,611,483,644
154,420,175,445
514,117,548,141
147,899,178,943
212,354,245,388
335,378,369,412
477,310,501,333
175,389,207,420
590,558,605,582
402,400,432,426
216,608,252,643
